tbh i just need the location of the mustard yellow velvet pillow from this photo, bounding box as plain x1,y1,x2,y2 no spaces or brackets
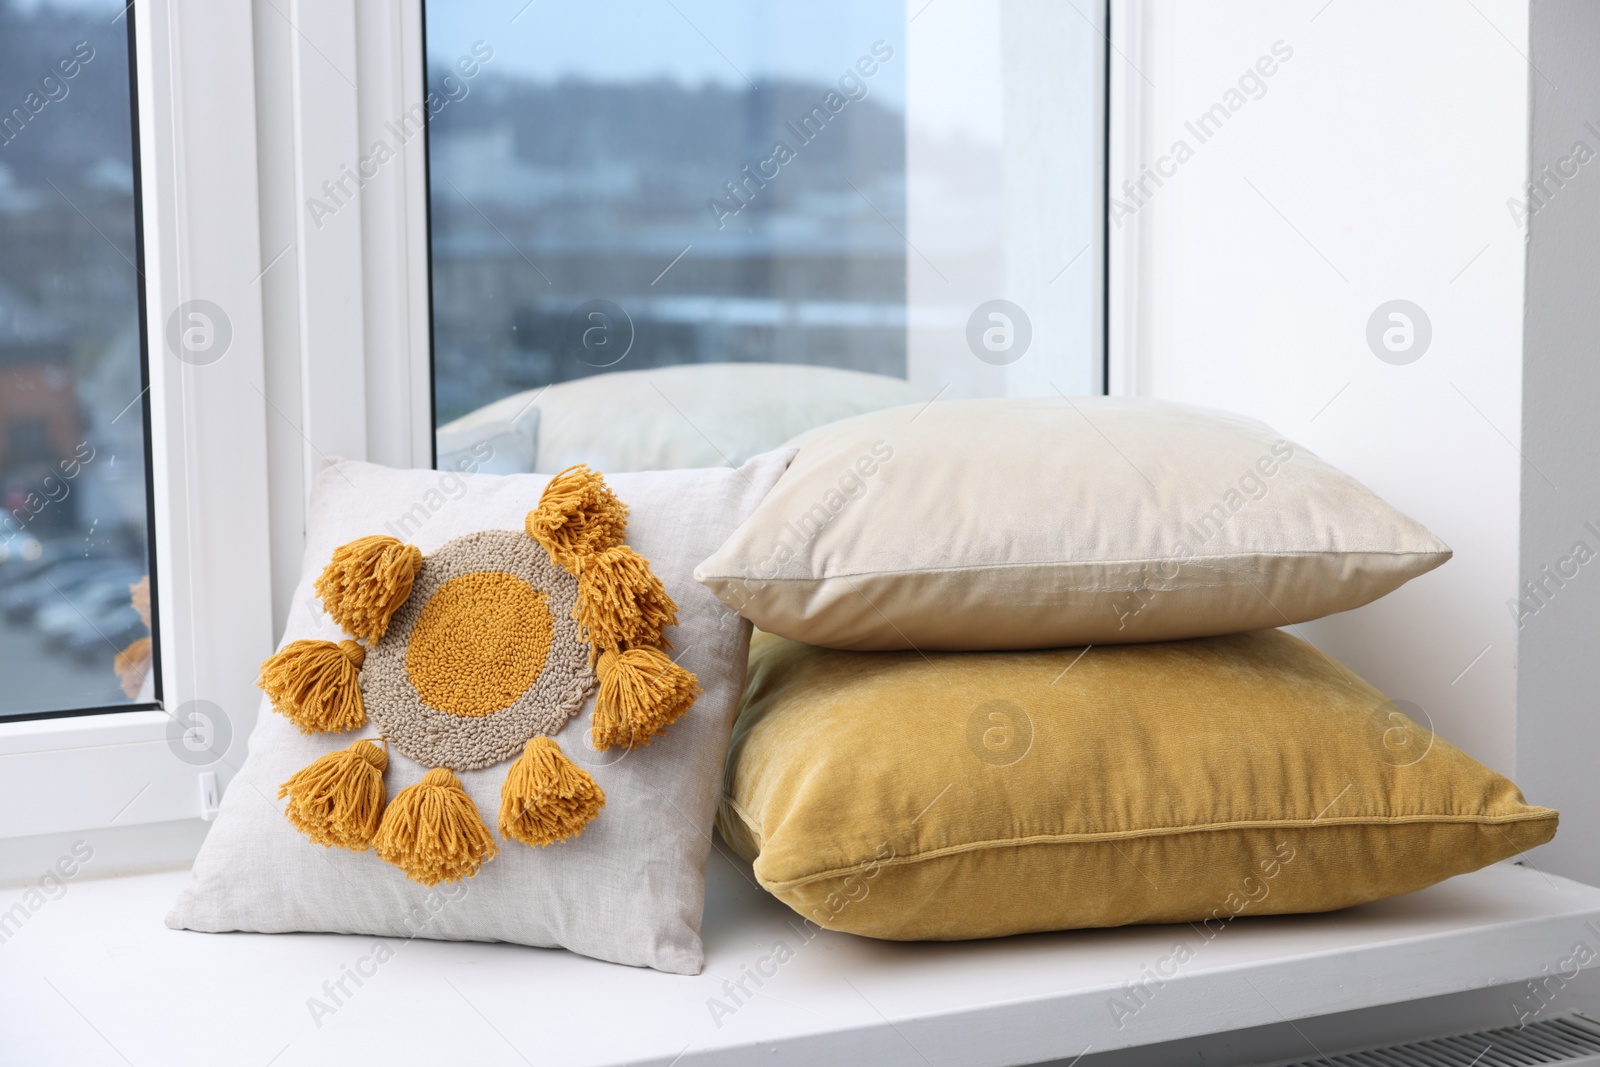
717,631,1557,941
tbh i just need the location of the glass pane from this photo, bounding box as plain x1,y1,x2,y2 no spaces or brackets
425,0,1104,474
0,0,157,718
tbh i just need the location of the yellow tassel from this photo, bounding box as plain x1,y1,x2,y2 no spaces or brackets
525,465,629,573
114,636,152,699
593,647,701,750
314,535,423,643
575,545,678,656
259,639,367,734
498,737,605,846
130,575,151,629
374,767,498,886
279,739,388,850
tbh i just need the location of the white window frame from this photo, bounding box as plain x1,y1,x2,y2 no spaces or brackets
1106,0,1143,397
0,0,275,877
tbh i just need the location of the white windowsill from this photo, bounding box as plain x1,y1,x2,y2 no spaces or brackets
4,854,1598,1065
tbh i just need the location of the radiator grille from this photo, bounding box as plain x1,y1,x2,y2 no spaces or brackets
1260,1013,1600,1067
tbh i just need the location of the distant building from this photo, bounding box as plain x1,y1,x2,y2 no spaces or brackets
0,280,80,533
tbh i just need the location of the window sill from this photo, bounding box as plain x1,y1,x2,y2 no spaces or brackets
3,855,1596,1064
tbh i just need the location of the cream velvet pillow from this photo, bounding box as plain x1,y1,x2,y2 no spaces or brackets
167,452,791,975
719,631,1558,941
695,397,1451,650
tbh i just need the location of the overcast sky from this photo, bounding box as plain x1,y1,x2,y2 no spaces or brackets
425,0,909,110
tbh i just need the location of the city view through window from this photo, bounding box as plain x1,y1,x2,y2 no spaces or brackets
0,0,156,719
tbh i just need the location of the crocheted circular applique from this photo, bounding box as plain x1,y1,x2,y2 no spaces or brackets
359,529,595,772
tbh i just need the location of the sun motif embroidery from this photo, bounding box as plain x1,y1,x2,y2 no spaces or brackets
256,467,700,886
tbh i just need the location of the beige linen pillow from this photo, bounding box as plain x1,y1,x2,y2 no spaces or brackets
166,451,791,975
695,397,1451,650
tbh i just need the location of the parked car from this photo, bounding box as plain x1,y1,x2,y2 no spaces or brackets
1,560,143,622
62,605,148,663
0,538,120,590
37,575,147,649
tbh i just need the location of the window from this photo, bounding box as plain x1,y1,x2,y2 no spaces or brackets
423,0,1107,473
0,0,157,721
0,0,272,862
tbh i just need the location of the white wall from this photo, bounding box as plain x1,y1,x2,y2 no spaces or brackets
1116,0,1530,777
